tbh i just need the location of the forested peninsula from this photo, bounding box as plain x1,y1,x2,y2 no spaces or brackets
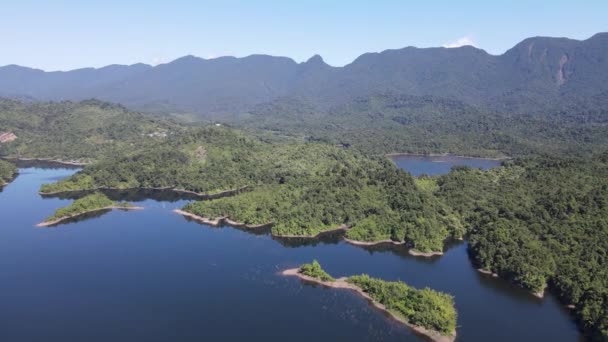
283,261,457,342
39,126,461,253
37,193,141,227
435,156,608,337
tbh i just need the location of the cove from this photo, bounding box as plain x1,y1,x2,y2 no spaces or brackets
0,165,581,341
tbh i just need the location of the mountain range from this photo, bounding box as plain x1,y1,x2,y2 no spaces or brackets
1,33,607,120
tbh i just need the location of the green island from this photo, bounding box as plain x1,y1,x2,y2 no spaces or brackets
283,261,457,342
37,192,142,227
0,159,17,186
0,97,606,339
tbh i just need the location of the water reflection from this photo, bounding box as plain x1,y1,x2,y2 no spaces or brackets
41,208,112,227
0,163,581,342
42,188,202,202
272,230,345,248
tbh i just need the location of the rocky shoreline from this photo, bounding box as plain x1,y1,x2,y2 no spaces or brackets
272,224,349,239
343,237,443,257
173,209,273,229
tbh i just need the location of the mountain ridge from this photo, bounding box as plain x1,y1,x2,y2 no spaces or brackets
1,32,606,119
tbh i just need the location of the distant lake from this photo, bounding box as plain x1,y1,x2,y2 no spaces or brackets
390,154,502,176
0,165,580,342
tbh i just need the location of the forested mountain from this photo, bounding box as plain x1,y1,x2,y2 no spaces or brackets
1,33,606,119
244,93,608,158
0,98,181,161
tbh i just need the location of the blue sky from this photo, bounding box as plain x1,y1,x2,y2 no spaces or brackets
2,0,606,71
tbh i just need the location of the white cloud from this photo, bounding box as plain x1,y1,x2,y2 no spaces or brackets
150,56,168,65
442,36,477,48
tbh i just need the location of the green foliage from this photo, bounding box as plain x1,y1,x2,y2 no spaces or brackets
244,94,608,158
414,176,439,194
46,192,120,222
347,274,457,335
436,156,608,338
41,123,457,250
13,97,607,338
299,260,335,282
0,99,180,161
0,159,17,185
181,146,458,249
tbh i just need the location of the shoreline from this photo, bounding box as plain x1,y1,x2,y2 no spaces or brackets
271,224,349,239
477,268,499,277
343,237,405,247
477,269,545,298
282,268,456,342
175,209,349,237
173,209,273,229
533,287,546,299
408,249,444,257
386,152,510,161
3,156,91,166
343,238,443,257
39,185,248,199
0,172,19,188
37,205,144,227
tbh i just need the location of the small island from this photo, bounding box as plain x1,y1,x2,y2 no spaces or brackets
283,261,457,342
37,192,143,227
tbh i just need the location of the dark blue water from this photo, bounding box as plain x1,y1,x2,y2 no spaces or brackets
391,155,502,176
0,165,581,341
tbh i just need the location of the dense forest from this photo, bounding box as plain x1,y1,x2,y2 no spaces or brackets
2,98,606,339
0,159,17,186
243,94,608,158
42,125,460,252
0,98,181,161
435,155,608,339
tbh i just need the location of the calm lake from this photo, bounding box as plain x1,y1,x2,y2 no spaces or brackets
391,154,502,176
0,157,581,341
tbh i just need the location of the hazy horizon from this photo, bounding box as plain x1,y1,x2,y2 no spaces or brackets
3,1,607,71
3,30,606,73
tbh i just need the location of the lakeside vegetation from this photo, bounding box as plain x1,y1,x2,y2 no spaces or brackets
42,192,134,225
435,155,608,339
0,159,17,185
299,260,335,282
42,126,459,252
347,274,457,336
3,98,606,338
294,261,457,337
